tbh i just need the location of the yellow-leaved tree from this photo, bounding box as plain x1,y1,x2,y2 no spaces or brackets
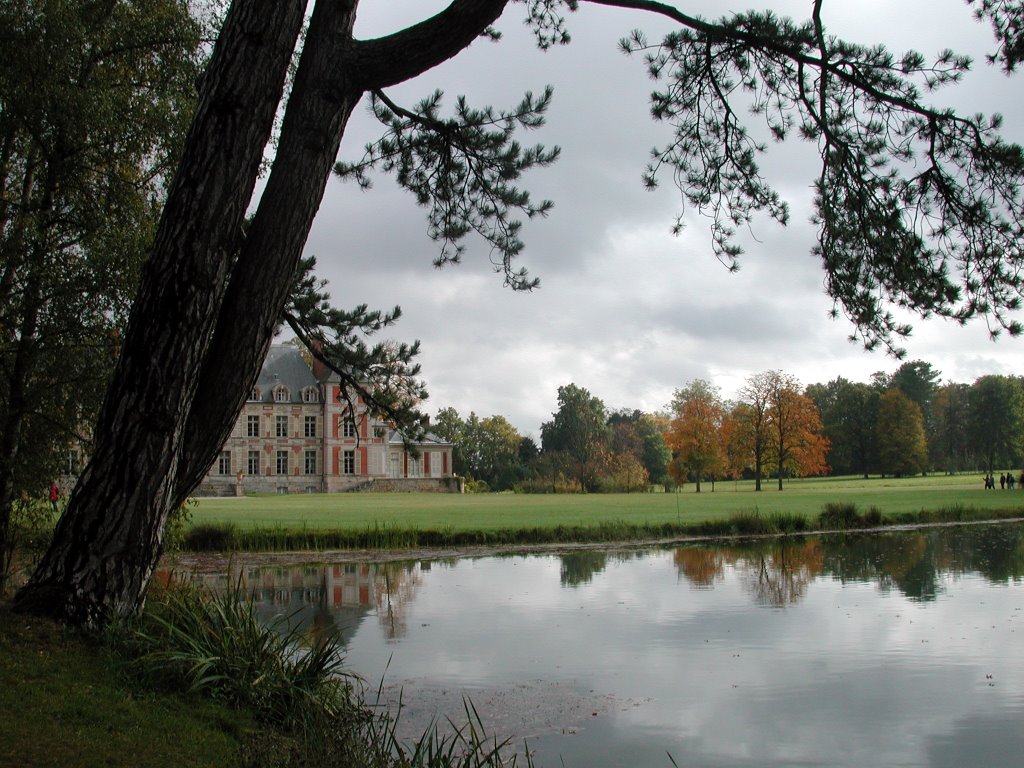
876,389,929,477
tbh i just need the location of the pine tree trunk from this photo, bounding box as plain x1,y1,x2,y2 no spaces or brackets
173,0,364,501
12,0,306,624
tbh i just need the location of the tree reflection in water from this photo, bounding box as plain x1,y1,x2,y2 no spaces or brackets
674,541,823,606
672,523,1024,605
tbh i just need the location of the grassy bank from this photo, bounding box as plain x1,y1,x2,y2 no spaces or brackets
0,603,250,768
184,473,1024,552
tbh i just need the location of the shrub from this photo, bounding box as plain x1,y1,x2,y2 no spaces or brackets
123,581,363,733
182,523,239,551
515,478,578,494
767,512,809,533
730,510,776,536
163,498,195,552
2,496,59,594
863,506,884,527
818,502,863,530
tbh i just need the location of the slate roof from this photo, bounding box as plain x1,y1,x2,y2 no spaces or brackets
251,346,453,447
253,345,318,404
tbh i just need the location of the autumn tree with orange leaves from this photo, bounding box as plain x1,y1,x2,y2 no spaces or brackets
735,371,829,491
764,386,830,489
666,380,726,492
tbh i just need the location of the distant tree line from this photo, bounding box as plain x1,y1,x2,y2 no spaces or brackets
807,361,1024,478
433,361,1024,493
433,385,672,493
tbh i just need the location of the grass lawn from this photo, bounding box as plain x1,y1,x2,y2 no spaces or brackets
190,473,1024,534
0,604,251,768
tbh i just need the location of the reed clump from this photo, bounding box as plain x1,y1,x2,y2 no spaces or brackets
116,580,534,767
817,502,884,530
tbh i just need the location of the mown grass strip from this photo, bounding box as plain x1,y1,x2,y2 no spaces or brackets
180,503,1024,552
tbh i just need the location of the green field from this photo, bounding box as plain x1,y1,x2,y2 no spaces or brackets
191,473,1024,535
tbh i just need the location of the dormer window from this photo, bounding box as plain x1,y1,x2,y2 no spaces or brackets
273,385,290,402
249,386,261,402
302,386,319,403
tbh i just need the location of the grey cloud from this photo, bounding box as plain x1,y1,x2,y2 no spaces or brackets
292,0,1024,435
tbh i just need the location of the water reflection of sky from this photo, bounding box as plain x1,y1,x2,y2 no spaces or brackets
214,526,1024,767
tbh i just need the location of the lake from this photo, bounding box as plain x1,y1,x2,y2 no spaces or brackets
177,522,1024,767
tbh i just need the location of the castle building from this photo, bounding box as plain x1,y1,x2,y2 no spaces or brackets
197,345,459,495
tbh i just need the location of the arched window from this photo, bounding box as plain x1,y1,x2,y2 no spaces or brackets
302,386,319,403
273,385,290,402
249,386,261,402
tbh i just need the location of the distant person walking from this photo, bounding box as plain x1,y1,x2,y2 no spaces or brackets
49,481,59,513
1000,473,1006,489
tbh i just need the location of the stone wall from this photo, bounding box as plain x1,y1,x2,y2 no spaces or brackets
345,476,464,494
194,474,463,496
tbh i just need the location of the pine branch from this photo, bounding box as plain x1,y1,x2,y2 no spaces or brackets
282,256,429,446
606,0,1024,353
335,88,559,290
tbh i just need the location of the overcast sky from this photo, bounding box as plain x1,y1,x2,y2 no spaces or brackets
289,0,1024,437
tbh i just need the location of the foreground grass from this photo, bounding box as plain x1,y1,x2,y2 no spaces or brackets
0,603,250,768
185,473,1024,551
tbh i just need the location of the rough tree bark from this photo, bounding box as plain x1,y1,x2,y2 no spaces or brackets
13,0,509,625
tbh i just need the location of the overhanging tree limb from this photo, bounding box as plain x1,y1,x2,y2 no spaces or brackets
353,0,509,89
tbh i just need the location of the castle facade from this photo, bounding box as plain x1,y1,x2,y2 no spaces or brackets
197,345,459,495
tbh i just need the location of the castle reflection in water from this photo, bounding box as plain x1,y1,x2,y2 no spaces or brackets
161,560,427,648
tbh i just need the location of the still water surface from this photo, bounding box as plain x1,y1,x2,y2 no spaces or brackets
191,523,1024,767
